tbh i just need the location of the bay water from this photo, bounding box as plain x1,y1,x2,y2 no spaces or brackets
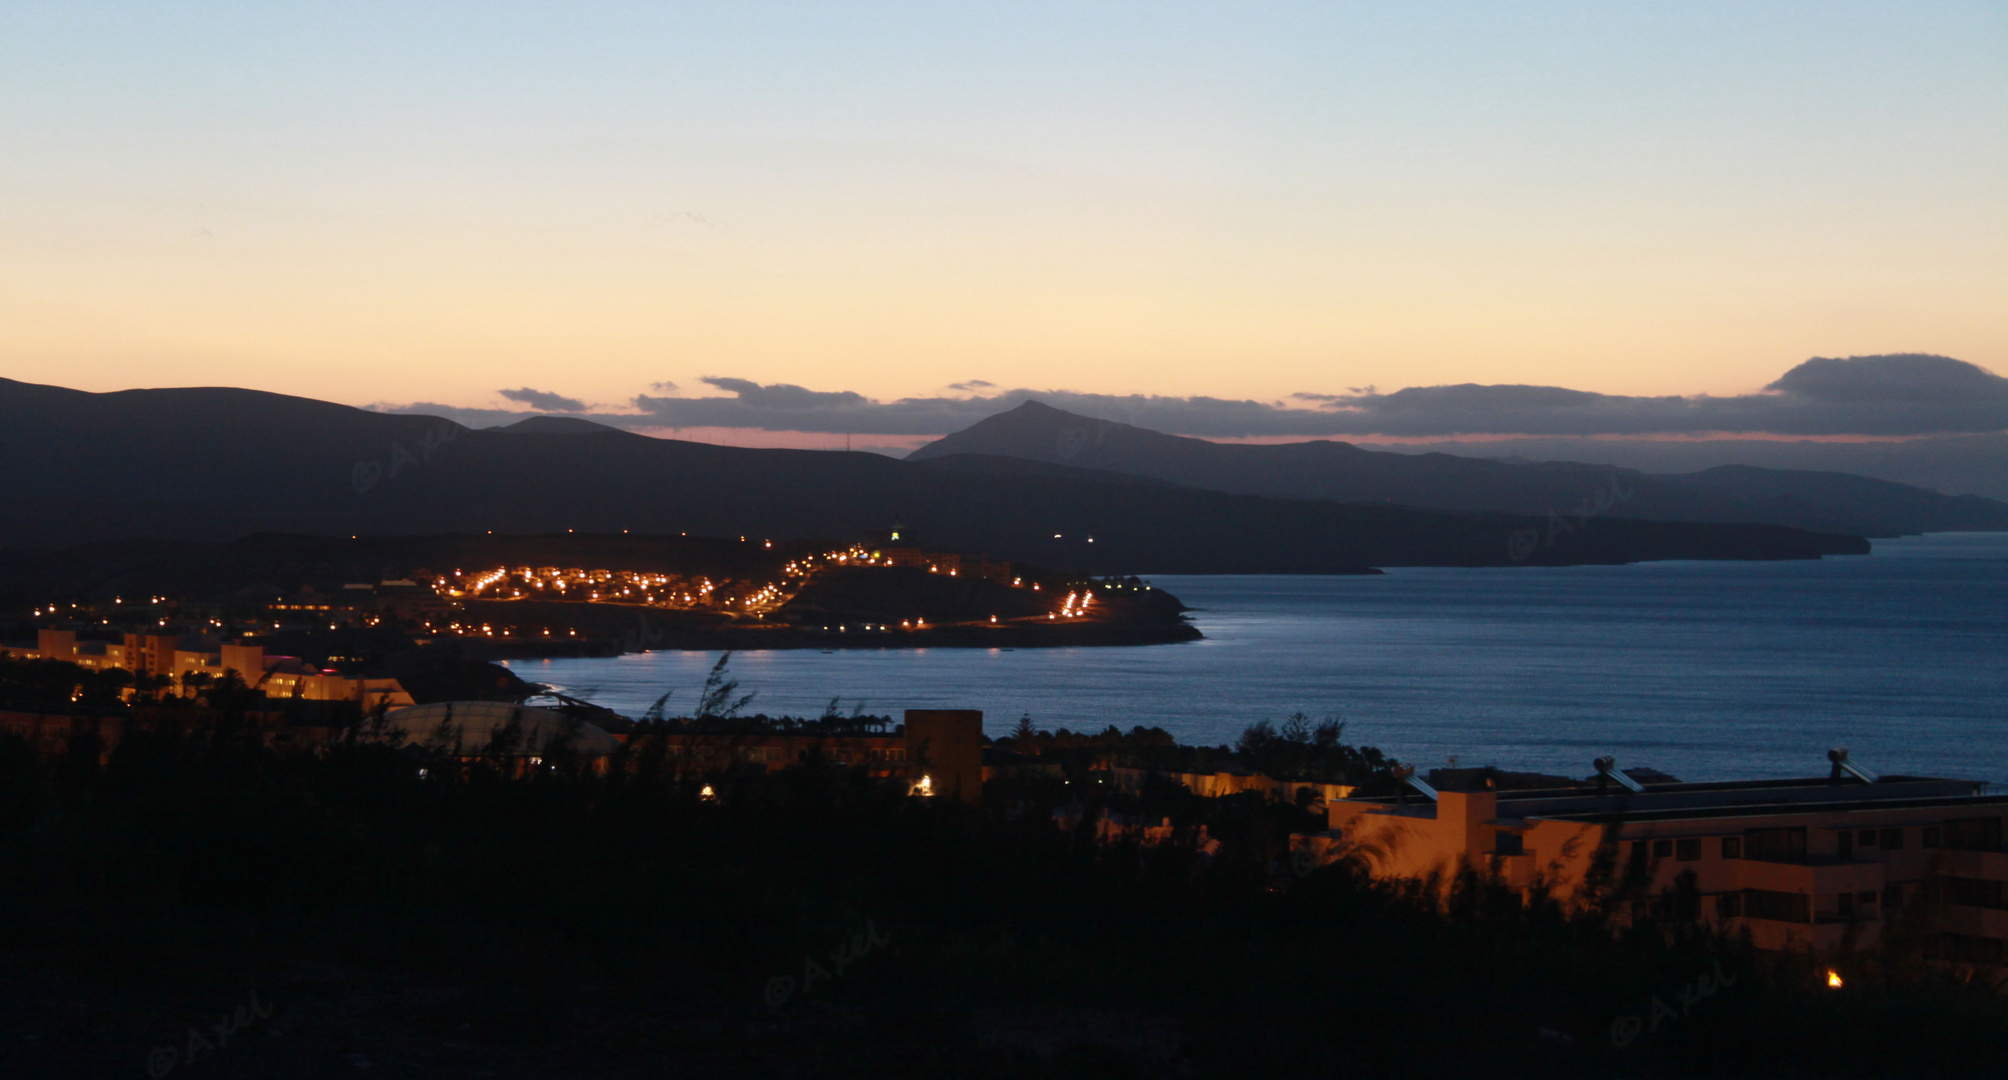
507,533,2008,784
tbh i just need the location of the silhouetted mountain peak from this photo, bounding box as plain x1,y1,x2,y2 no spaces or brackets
916,400,1235,468
0,376,1868,568
912,398,2008,537
498,415,626,435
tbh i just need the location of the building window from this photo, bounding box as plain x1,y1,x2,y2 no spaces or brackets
1837,892,1855,918
1922,826,1941,848
1883,883,1905,910
1878,827,1904,850
1676,838,1701,862
1652,839,1673,859
1744,889,1812,924
1716,892,1743,918
1721,836,1742,860
1944,817,2003,852
1932,876,2006,910
1744,826,1808,863
1837,830,1854,858
1496,833,1525,856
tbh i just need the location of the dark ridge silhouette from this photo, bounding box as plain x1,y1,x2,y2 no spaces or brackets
908,401,2008,537
0,377,1866,570
495,414,626,435
1381,431,2008,502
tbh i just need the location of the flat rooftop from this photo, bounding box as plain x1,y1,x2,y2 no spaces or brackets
1353,775,2008,825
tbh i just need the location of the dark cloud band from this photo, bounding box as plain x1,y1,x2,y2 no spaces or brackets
377,354,2008,439
497,387,586,412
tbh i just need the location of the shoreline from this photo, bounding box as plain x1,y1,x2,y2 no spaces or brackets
449,620,1204,660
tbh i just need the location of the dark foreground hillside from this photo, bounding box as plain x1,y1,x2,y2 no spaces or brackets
1,725,2002,1079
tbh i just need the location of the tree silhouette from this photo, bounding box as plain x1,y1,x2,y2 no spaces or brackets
695,651,756,719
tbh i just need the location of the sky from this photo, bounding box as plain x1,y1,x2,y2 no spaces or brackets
3,2,2004,443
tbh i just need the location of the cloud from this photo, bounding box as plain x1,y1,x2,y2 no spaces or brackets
627,377,1335,436
649,380,680,392
497,387,586,412
949,379,995,392
1763,353,2004,403
370,401,532,428
1310,355,2008,437
382,354,2008,441
631,378,996,434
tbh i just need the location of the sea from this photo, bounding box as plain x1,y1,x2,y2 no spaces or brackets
506,532,2008,785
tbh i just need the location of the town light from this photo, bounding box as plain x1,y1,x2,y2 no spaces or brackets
1827,970,1843,988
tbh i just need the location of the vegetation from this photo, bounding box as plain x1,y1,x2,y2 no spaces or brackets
993,711,1396,788
1234,712,1394,785
2,716,2003,1077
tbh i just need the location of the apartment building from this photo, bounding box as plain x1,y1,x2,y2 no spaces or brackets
1300,755,2008,969
1112,764,1354,807
4,629,412,709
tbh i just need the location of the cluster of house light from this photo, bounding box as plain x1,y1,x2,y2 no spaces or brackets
438,566,771,611
432,620,586,638
781,543,883,578
400,544,1104,637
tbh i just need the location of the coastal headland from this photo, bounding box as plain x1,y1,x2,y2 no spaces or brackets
0,531,1201,664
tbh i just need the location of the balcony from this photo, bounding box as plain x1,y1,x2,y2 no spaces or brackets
1935,848,2008,881
1926,905,2008,941
1735,857,1882,896
1727,916,1880,953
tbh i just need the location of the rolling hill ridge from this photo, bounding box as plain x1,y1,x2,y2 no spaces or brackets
907,401,2008,538
0,377,1868,571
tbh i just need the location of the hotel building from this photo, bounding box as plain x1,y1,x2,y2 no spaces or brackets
1300,754,2008,970
3,629,413,709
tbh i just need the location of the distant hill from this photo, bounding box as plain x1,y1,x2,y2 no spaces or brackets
0,377,1866,571
907,402,2008,538
1380,432,2008,503
495,415,626,435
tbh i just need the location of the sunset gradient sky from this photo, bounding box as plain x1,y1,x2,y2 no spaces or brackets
3,2,2002,432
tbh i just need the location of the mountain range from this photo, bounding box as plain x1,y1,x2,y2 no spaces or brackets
0,377,1870,572
908,402,2008,539
1379,432,2008,504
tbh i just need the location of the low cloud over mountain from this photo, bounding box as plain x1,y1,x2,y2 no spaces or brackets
375,354,2007,440
1321,355,2008,438
497,387,586,412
